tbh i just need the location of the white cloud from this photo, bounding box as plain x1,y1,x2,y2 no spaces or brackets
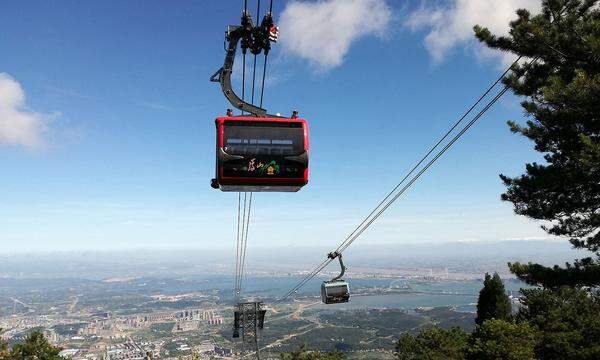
0,73,53,149
406,0,541,64
279,0,392,70
501,236,557,242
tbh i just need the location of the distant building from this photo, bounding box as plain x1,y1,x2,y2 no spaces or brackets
207,317,223,325
214,346,231,357
94,312,110,319
43,329,60,345
177,344,191,352
196,340,214,354
59,349,80,358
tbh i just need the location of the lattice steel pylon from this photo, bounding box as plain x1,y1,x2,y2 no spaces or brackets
233,301,266,360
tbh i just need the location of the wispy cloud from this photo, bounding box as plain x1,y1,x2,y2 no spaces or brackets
406,0,541,65
279,0,392,71
501,236,557,242
0,73,57,149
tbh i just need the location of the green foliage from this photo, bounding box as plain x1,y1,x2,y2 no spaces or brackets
509,258,600,288
468,319,537,360
475,0,600,287
7,331,62,360
517,287,600,359
475,273,511,325
395,333,420,360
0,330,9,360
394,327,469,360
50,324,86,337
395,282,600,359
472,1,600,355
280,344,345,360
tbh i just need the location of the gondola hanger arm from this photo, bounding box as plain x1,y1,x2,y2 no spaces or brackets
211,11,278,117
328,251,346,282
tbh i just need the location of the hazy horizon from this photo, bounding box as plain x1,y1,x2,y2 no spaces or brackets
0,239,584,280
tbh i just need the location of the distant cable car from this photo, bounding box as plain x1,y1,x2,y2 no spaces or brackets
211,114,309,192
321,252,350,304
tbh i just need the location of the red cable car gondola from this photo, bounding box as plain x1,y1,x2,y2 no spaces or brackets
210,13,309,192
211,115,309,192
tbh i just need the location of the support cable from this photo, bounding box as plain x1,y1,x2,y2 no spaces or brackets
235,0,249,301
279,55,541,301
235,193,246,297
238,193,249,293
234,192,242,300
280,259,331,300
330,55,523,255
239,193,253,294
251,55,259,105
281,85,513,300
241,54,247,115
259,55,268,108
259,0,274,108
337,85,512,255
250,0,261,106
240,0,248,115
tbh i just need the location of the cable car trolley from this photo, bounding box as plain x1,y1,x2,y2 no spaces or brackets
321,251,350,304
210,7,309,192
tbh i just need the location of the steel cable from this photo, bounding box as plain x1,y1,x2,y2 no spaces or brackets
250,0,261,106
239,192,253,294
280,85,512,301
238,193,249,293
279,55,541,300
330,55,523,255
235,0,250,301
235,193,242,300
259,0,273,108
337,86,512,254
279,258,331,301
259,55,268,108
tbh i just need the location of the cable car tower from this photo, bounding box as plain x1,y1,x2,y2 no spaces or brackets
233,302,267,359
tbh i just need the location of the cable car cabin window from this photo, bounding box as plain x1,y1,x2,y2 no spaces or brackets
326,285,348,294
321,281,350,304
223,121,304,156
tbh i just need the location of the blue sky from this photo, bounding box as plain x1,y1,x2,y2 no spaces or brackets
0,0,553,253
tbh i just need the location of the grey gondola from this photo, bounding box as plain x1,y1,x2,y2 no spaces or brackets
321,281,350,304
321,252,350,304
